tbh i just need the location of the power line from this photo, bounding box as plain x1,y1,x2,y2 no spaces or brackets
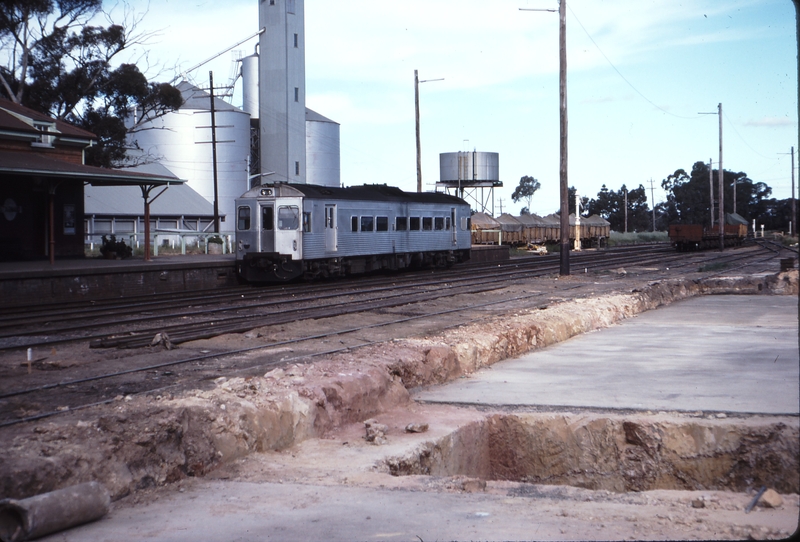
566,4,700,120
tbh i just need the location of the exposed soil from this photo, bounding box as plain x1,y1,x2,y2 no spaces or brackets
0,249,798,540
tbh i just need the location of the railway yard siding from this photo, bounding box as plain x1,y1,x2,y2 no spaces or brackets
1,271,796,502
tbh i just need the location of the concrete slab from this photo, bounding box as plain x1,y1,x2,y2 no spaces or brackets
416,295,800,415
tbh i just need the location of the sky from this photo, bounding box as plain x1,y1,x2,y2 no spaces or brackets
112,0,797,216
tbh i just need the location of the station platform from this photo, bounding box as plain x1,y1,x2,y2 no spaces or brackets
0,254,238,308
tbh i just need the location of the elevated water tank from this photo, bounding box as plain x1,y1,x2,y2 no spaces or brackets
306,108,340,187
439,151,499,184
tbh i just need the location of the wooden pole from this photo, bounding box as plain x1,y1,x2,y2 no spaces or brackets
210,71,220,232
558,0,570,275
415,70,422,193
718,103,724,251
709,158,714,226
48,186,55,265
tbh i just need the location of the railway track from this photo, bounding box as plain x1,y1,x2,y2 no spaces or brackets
0,243,792,428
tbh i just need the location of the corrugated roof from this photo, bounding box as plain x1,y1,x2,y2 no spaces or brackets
175,81,241,113
0,150,183,186
306,108,339,124
85,182,215,217
0,98,96,140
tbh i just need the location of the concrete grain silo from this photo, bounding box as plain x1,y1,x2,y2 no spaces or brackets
305,109,340,187
130,81,250,229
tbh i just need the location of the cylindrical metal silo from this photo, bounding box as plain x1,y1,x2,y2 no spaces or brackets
241,51,259,120
305,108,340,187
439,151,499,183
132,81,251,228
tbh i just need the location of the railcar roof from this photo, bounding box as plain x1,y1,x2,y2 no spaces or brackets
249,183,467,205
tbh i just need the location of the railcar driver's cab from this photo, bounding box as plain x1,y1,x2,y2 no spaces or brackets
235,184,303,262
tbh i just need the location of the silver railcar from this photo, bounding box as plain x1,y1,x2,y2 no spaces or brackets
235,183,472,281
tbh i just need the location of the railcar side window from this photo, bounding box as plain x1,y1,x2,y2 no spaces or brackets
460,216,469,231
303,212,311,232
446,217,451,230
360,216,374,232
278,206,299,230
262,207,274,231
376,216,388,232
396,217,408,231
351,216,358,231
434,217,444,231
237,207,251,230
422,217,433,231
410,217,420,231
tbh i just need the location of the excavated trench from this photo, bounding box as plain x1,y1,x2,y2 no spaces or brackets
382,414,799,494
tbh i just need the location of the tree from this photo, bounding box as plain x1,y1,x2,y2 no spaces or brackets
660,161,772,226
0,0,182,167
586,183,651,232
511,176,541,212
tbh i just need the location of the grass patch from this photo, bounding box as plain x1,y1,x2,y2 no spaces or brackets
608,231,669,246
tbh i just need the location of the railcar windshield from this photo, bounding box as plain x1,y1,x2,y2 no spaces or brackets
278,206,299,230
238,207,251,230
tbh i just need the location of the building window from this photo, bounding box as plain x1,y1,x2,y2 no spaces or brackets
294,87,299,102
287,0,295,13
295,161,300,175
294,33,298,48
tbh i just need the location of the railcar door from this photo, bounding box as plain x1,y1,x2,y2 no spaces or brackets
275,199,303,260
260,204,275,253
451,207,457,246
325,204,338,252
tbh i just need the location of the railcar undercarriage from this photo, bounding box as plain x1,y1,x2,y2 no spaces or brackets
239,250,470,282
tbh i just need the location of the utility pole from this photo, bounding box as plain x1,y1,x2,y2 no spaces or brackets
209,71,220,233
558,0,569,275
709,158,714,227
414,70,421,193
623,187,628,233
648,178,656,232
700,104,724,250
779,147,796,235
792,146,796,236
718,103,724,251
414,70,443,193
520,0,568,274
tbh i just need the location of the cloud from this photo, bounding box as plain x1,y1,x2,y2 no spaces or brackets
743,117,797,128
